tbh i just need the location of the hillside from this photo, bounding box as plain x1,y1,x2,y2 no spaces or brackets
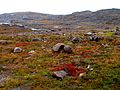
0,9,120,30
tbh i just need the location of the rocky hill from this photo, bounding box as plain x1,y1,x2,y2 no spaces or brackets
0,8,120,29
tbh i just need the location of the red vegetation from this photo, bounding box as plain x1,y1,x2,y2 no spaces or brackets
51,63,86,77
15,42,31,47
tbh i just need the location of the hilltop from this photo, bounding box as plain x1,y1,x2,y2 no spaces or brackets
0,8,120,30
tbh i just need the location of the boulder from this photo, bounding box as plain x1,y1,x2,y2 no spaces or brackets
52,43,65,52
14,47,22,53
64,45,73,53
52,43,72,53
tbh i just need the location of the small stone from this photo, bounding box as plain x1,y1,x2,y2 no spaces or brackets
87,65,91,69
28,50,36,56
71,37,80,43
115,30,120,35
84,32,93,36
0,40,8,45
102,44,109,48
89,68,93,71
14,47,22,53
89,36,99,42
79,73,85,77
53,70,68,79
32,38,42,41
87,65,93,71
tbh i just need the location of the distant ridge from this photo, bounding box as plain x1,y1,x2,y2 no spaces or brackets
0,8,120,29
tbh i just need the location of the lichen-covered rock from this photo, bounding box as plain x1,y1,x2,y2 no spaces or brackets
14,47,22,53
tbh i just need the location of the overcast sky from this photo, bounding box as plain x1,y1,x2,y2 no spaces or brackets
0,0,120,15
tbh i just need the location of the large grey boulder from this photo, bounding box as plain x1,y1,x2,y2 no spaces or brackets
52,43,73,53
52,43,65,52
14,47,22,53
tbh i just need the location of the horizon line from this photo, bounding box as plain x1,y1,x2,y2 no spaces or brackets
0,8,120,15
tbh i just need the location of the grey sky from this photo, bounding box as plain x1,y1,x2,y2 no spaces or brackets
0,0,120,15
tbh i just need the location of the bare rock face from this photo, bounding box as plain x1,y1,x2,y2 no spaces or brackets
14,47,22,53
64,45,72,53
52,43,65,52
52,43,72,53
